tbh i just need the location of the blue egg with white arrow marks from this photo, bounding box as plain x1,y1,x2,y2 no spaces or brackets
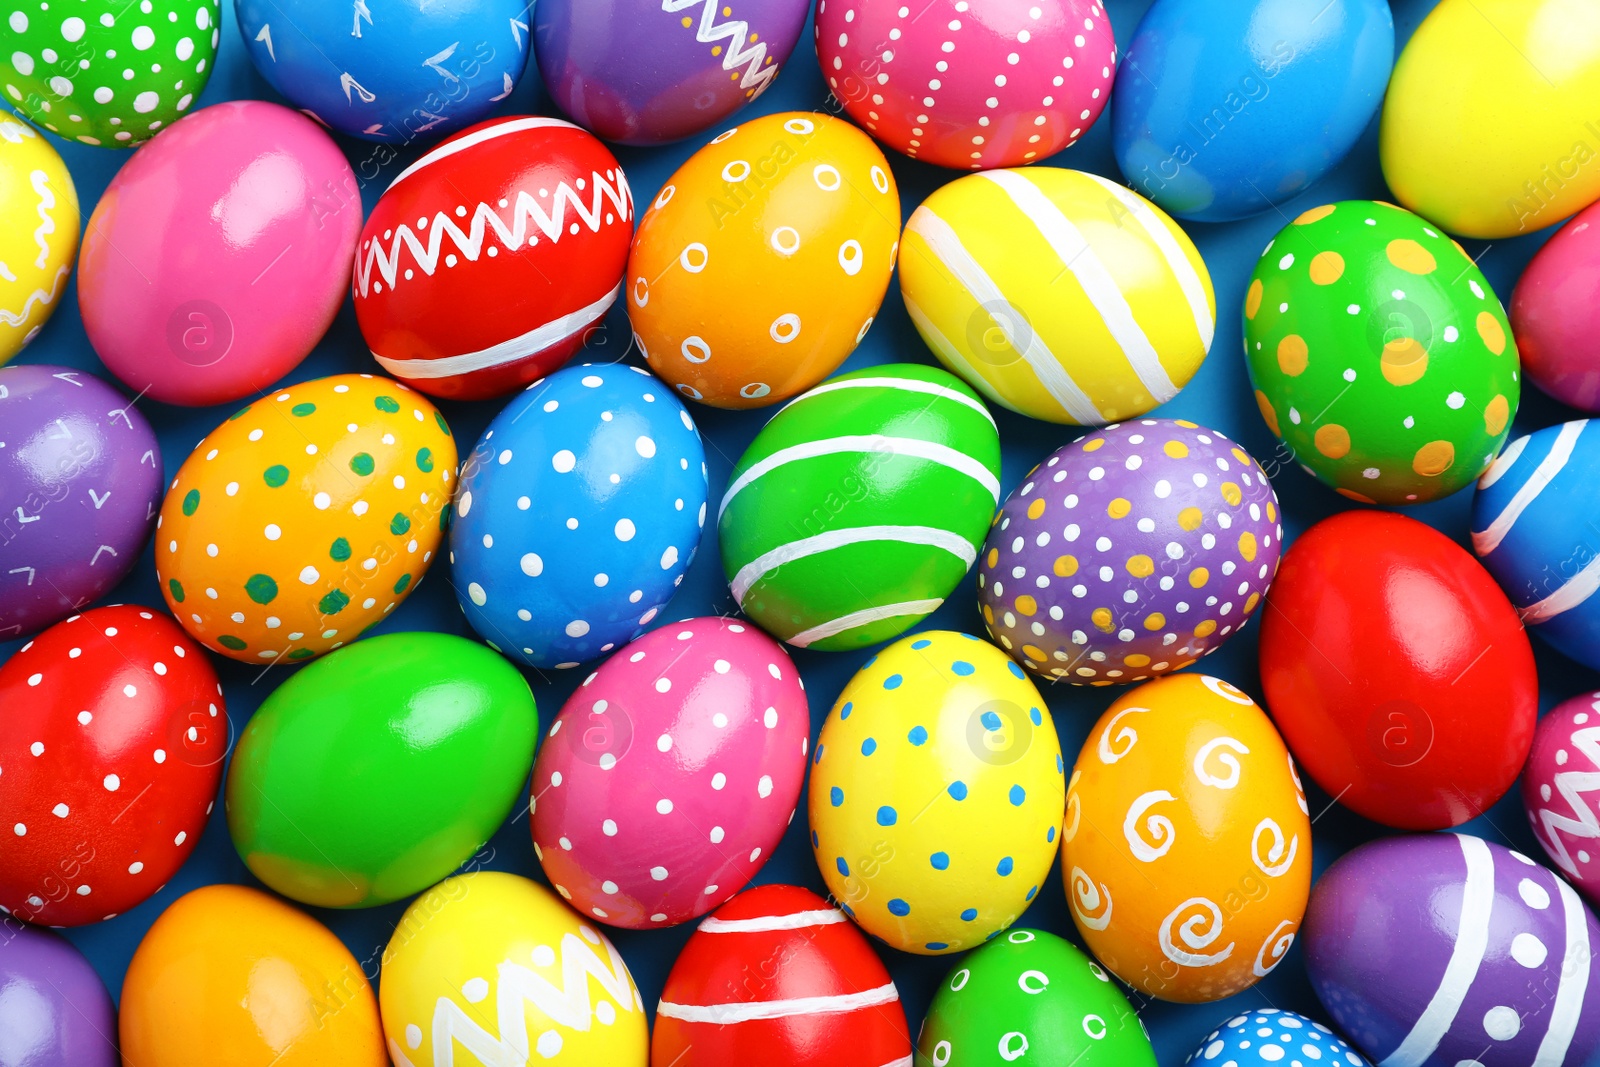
1185,1009,1370,1067
450,362,709,669
233,0,532,142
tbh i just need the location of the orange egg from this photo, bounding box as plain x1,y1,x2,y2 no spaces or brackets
119,884,386,1066
1061,673,1311,1003
626,111,900,408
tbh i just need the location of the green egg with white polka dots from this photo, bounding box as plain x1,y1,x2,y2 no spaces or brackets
1242,200,1519,505
915,929,1157,1067
4,0,220,147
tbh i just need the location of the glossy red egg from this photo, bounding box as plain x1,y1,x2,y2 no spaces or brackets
1258,510,1536,830
651,883,912,1067
0,605,225,925
352,115,633,401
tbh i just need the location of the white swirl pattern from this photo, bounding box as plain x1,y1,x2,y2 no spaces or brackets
1097,705,1151,764
1070,866,1113,931
1251,818,1298,878
1194,736,1250,789
1124,790,1177,863
1159,897,1235,968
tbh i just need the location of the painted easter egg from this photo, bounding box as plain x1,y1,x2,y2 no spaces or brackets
535,0,810,145
0,605,223,926
120,884,386,1066
810,630,1065,954
978,418,1281,686
0,926,117,1067
816,0,1117,170
353,116,633,401
1473,420,1600,670
1261,510,1537,830
76,101,361,407
0,119,78,363
627,111,900,408
2,0,218,147
1185,1010,1369,1067
380,872,649,1065
1382,0,1600,239
719,364,999,650
1243,200,1518,504
227,632,537,909
899,167,1215,425
451,363,706,668
653,884,912,1066
235,0,530,143
1305,833,1600,1066
0,365,161,638
154,374,456,664
1112,0,1393,222
1063,673,1312,1003
532,618,806,928
1512,200,1600,411
1522,691,1600,910
918,928,1157,1066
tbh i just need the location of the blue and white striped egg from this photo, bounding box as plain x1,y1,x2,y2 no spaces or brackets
1471,419,1600,671
1186,1010,1368,1067
450,363,708,668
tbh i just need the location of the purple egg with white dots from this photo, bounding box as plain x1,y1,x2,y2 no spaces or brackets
977,418,1281,685
0,364,162,639
449,362,708,668
1185,1009,1369,1067
1305,833,1600,1067
529,616,810,929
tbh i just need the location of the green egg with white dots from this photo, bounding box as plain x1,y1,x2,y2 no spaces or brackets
3,0,221,147
1242,200,1519,505
155,374,457,664
915,929,1157,1066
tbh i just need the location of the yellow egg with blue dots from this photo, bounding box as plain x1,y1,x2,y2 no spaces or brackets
808,630,1065,954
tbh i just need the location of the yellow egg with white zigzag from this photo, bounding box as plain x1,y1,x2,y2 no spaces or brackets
380,872,648,1066
0,119,79,364
898,167,1214,426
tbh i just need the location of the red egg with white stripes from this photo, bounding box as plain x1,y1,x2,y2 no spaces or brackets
652,883,913,1067
531,617,810,929
816,0,1118,170
0,605,225,926
352,115,634,401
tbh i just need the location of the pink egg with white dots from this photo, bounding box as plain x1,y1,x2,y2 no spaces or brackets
530,616,810,928
1523,690,1600,909
816,0,1117,170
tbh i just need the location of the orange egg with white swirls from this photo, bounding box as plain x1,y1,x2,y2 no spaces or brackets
1060,673,1311,1003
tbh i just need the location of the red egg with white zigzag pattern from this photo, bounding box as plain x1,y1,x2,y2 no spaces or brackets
651,884,912,1067
352,116,633,401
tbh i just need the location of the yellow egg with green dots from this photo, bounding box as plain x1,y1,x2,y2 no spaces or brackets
808,630,1066,954
155,374,456,664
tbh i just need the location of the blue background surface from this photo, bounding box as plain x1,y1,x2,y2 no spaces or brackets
4,0,1597,1062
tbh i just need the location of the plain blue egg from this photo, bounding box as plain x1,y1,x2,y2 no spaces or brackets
233,0,532,142
450,363,708,668
1111,0,1395,222
1185,1009,1369,1066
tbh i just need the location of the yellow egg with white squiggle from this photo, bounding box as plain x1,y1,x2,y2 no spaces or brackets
1061,673,1311,1003
0,119,79,364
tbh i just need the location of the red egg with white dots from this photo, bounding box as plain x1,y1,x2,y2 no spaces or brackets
530,616,809,929
0,605,225,926
816,0,1118,170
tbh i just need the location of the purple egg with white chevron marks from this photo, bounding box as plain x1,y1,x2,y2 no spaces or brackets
533,0,810,145
1305,833,1600,1067
0,365,162,639
1524,691,1600,910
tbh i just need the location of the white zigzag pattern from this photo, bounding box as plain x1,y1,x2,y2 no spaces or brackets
663,0,780,92
388,932,639,1067
30,169,57,269
1537,725,1600,878
355,170,633,297
0,265,68,329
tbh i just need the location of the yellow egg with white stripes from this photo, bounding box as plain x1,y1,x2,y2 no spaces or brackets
898,168,1215,426
0,118,79,364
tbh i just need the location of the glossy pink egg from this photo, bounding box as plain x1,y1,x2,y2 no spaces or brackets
530,616,809,928
1523,690,1600,907
1512,199,1600,411
77,101,361,407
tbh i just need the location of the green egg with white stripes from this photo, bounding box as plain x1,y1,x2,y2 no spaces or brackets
718,364,1002,650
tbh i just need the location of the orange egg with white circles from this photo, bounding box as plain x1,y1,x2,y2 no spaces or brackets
626,111,900,408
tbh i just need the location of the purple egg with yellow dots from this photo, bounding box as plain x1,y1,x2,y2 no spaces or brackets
978,418,1281,685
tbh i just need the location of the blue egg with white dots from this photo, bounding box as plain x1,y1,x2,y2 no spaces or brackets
450,363,708,668
1184,1009,1369,1067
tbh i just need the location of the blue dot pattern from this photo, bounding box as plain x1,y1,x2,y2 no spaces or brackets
930,851,950,870
883,673,903,689
830,786,844,807
960,907,978,921
951,660,975,675
1029,706,1043,725
948,780,968,800
840,701,853,719
1007,660,1025,679
877,806,897,826
981,711,1002,730
1009,784,1026,806
907,725,928,745
911,638,932,649
836,857,850,877
888,898,910,916
1183,1009,1371,1067
997,856,1014,876
861,737,877,756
